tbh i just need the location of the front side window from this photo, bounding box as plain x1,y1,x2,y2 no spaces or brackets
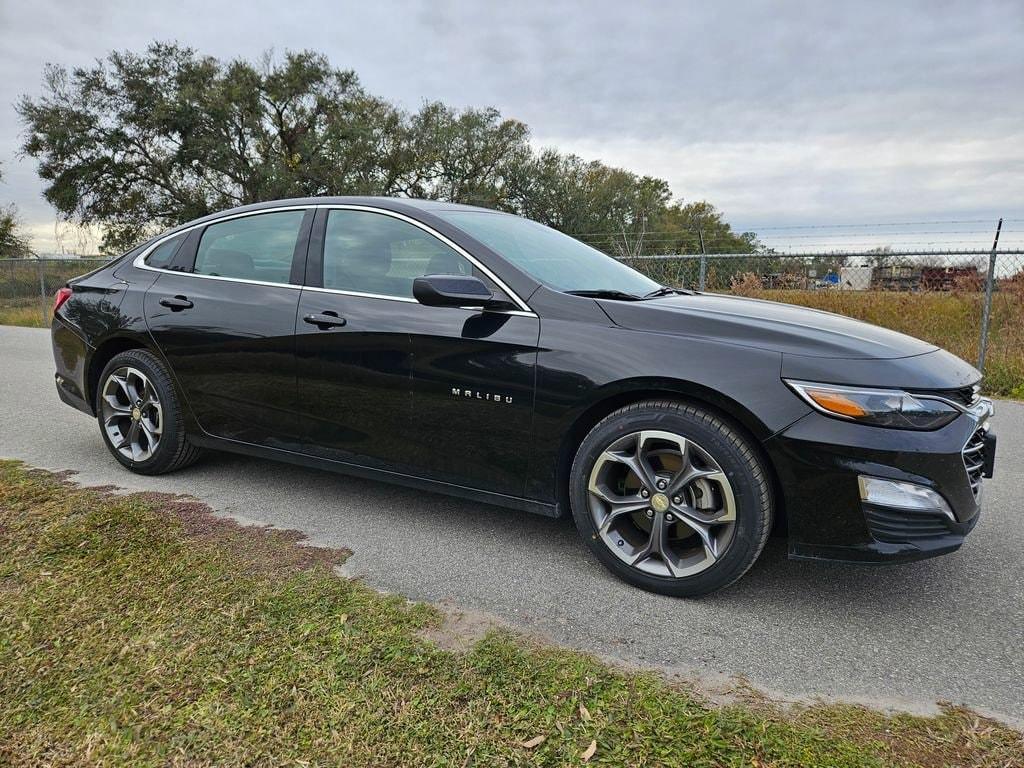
323,210,475,298
144,233,186,269
437,211,660,296
194,210,305,284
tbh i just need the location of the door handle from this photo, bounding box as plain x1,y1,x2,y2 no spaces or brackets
159,295,193,311
303,311,347,329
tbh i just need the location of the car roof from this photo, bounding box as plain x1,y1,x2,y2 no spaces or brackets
204,196,500,217
146,197,507,246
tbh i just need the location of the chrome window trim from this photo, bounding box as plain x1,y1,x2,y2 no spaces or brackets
317,204,533,313
131,203,537,316
300,284,536,317
132,205,310,289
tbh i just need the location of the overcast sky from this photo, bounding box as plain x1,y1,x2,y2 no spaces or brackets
1,0,1022,253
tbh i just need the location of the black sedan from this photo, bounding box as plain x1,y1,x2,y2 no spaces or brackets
51,198,996,596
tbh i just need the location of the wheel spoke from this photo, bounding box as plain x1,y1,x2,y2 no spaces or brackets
631,512,688,576
673,513,721,562
104,414,127,430
126,371,145,404
110,374,131,402
102,395,132,415
588,481,649,534
587,427,738,580
602,447,657,490
139,420,157,449
668,466,719,495
145,405,163,435
140,380,154,407
630,511,665,566
127,420,142,460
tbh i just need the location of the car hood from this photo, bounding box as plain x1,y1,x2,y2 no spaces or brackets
598,292,938,360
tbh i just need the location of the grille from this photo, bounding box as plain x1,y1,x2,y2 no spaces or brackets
963,427,987,499
864,507,952,542
913,385,980,407
949,385,981,407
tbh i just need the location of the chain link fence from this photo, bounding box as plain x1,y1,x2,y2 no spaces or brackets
2,248,1023,396
0,258,111,327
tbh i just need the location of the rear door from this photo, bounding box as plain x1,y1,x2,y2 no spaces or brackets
144,207,313,448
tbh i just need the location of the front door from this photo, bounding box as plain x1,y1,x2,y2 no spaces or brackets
144,208,312,448
294,207,539,495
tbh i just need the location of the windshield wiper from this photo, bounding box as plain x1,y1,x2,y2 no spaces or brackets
565,289,643,301
642,285,694,298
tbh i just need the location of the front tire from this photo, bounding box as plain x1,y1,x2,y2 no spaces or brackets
96,349,201,475
569,400,772,597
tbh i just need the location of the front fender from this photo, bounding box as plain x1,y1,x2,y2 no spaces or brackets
525,318,812,503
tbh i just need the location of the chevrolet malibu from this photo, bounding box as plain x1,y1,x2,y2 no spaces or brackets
50,198,996,596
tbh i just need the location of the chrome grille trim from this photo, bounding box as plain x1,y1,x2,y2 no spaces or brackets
963,426,987,500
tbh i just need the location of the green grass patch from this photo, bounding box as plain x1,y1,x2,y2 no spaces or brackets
0,296,49,327
1,461,1021,766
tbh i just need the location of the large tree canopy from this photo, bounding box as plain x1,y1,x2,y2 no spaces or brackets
19,43,756,256
0,163,34,258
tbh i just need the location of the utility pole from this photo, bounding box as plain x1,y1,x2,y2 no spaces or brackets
977,218,1002,374
698,229,707,291
37,258,47,326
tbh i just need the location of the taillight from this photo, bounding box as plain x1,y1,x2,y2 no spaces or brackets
53,287,73,314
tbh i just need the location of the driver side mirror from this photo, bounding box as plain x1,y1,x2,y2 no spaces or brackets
412,275,511,310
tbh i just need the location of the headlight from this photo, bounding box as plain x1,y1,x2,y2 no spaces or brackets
785,380,960,430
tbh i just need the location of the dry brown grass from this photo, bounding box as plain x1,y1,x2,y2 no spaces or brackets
729,284,1024,397
0,296,49,327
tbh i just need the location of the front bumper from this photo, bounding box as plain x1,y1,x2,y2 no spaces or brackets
765,401,994,564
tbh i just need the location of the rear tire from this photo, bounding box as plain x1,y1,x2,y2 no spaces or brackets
569,399,772,597
96,349,201,475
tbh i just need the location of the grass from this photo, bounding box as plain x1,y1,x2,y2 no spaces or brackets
732,288,1024,398
0,296,49,327
1,460,1021,767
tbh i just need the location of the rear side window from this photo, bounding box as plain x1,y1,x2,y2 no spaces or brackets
144,233,186,269
322,210,474,298
194,211,305,284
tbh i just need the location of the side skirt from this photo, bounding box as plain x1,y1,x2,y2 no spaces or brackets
188,433,561,518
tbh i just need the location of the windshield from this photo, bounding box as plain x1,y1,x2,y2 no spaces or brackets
437,211,660,296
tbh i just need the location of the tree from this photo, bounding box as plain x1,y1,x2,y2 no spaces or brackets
505,150,672,257
19,43,756,259
649,200,760,256
0,163,34,258
19,45,402,251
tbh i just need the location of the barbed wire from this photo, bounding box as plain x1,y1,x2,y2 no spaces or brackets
565,219,1013,237
574,229,1016,242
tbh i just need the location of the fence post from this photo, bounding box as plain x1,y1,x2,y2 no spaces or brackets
977,218,1002,374
697,230,707,291
36,259,48,327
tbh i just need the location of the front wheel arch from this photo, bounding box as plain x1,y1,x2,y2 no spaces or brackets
555,384,786,535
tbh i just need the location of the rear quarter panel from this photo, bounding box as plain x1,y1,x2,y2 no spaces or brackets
52,262,157,412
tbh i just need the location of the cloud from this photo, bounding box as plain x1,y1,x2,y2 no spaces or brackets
1,0,1021,252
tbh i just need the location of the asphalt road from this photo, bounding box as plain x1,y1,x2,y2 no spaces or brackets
2,325,1022,724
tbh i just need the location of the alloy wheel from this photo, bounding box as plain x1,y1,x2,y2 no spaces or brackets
100,366,163,462
587,429,737,578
